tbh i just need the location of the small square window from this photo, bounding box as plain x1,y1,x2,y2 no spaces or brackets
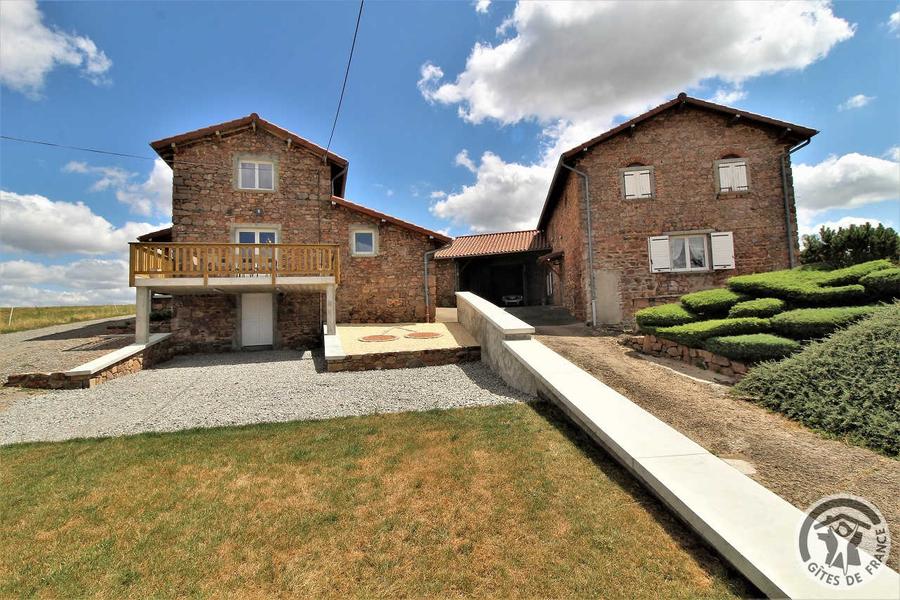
352,231,376,255
715,159,749,193
621,166,654,200
238,160,275,190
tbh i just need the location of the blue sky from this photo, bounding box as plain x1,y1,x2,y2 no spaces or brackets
0,0,898,305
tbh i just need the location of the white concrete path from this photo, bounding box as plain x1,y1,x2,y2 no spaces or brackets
503,338,899,599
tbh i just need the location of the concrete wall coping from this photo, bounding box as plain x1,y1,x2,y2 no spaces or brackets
323,325,345,361
503,337,900,600
455,292,534,336
65,333,172,376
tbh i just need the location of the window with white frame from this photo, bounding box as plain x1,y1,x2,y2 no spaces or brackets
238,160,275,190
351,229,377,256
648,232,735,273
621,166,654,199
715,158,749,193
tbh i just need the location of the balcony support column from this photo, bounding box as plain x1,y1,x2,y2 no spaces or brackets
136,286,151,344
325,283,336,335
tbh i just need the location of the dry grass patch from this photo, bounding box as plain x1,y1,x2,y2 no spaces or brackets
1,403,751,598
0,305,134,334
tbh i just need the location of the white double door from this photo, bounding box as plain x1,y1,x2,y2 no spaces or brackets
241,293,273,346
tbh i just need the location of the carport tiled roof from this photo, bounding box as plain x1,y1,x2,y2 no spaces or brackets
434,230,550,259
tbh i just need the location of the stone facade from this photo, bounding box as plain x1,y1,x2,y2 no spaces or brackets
622,334,748,380
544,104,800,324
167,126,445,351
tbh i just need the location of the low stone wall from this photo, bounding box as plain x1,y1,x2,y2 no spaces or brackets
622,334,748,379
326,346,480,372
5,335,176,390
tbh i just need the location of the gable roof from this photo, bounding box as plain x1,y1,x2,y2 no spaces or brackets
149,113,349,168
434,230,549,259
536,93,818,229
330,195,451,243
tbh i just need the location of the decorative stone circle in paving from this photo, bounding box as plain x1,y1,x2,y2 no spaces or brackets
405,332,443,339
359,334,399,342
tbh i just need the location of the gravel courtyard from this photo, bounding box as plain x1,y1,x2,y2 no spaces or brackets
0,351,530,445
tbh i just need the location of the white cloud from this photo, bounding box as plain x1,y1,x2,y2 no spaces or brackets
710,87,747,105
455,149,477,173
429,190,447,199
887,147,900,161
793,152,900,215
0,259,133,306
64,159,172,217
798,216,891,238
420,1,854,232
430,152,553,232
838,93,875,110
888,9,900,34
0,190,168,256
474,0,491,14
0,0,112,98
0,283,133,307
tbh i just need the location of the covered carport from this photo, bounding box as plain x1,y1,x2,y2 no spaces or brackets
433,230,551,307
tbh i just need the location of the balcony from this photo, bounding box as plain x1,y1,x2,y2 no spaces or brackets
129,242,340,291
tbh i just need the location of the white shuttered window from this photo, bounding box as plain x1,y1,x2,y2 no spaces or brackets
648,231,736,273
622,167,654,199
715,159,749,193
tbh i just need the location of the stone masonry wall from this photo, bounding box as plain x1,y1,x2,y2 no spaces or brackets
623,333,748,380
327,346,480,372
433,259,457,308
550,105,799,324
169,126,443,349
544,172,588,322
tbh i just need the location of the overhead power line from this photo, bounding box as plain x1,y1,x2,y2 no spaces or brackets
323,0,364,163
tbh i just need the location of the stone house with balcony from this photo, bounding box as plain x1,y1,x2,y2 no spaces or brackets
435,94,817,326
130,114,450,352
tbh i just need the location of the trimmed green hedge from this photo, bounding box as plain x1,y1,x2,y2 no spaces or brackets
655,317,769,347
860,267,900,299
679,288,747,316
735,303,900,456
635,303,697,331
818,259,893,286
705,334,800,362
728,297,786,318
769,306,878,339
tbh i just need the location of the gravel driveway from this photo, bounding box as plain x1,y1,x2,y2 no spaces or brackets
0,351,529,445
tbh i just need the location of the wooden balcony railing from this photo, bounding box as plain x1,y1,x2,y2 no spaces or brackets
129,242,340,286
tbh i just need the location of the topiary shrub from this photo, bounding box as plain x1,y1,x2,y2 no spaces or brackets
735,303,900,456
679,288,747,316
655,317,769,347
727,270,867,306
634,303,697,332
818,259,894,286
860,267,900,299
705,334,800,362
769,306,878,340
728,298,786,318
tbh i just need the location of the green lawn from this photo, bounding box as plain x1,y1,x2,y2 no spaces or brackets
0,305,135,334
0,403,750,598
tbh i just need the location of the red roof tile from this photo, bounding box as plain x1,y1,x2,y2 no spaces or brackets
434,230,550,259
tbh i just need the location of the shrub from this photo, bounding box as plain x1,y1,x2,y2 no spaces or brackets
727,269,867,306
800,223,899,267
769,306,878,339
860,267,900,299
727,298,786,318
680,288,747,316
705,334,800,362
634,303,697,331
817,259,894,286
655,317,769,347
735,303,900,456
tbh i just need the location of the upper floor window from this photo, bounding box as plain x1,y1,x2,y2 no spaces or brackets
351,228,377,256
621,165,655,200
239,160,274,190
714,158,749,193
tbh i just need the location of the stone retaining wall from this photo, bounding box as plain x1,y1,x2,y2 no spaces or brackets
622,333,748,379
5,337,177,390
326,346,480,372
